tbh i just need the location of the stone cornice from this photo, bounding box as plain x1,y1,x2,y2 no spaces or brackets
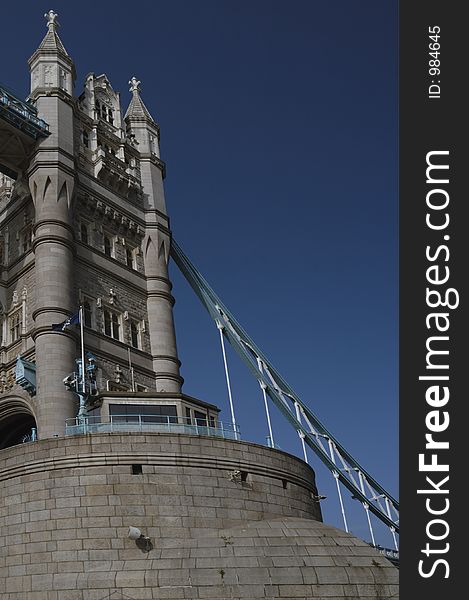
146,290,175,306
0,187,33,221
1,251,34,285
154,371,184,386
75,249,147,291
0,433,317,493
31,306,76,322
77,194,145,240
34,218,75,237
27,155,77,180
139,153,166,178
33,234,76,255
27,85,75,106
76,175,146,223
145,275,173,290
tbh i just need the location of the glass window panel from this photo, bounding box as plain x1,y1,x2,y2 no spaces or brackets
194,410,207,426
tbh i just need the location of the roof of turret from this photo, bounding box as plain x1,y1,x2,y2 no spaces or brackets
124,77,158,126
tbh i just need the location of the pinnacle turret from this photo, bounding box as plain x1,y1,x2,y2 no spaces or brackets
124,77,157,124
37,10,70,56
28,9,76,96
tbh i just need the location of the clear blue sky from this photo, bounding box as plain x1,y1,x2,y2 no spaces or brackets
1,1,398,543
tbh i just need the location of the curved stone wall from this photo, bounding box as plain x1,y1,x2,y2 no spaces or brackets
0,433,398,599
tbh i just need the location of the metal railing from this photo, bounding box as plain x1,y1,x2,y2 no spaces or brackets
0,82,50,138
65,414,240,440
369,544,399,567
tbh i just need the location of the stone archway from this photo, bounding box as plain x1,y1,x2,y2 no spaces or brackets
0,396,37,450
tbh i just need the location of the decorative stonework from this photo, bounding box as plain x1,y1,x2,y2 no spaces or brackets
128,76,141,93
44,9,58,29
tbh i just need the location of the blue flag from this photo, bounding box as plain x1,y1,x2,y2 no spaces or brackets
52,312,80,331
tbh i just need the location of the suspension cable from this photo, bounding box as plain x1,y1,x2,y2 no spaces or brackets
170,238,399,535
328,439,349,533
257,358,275,448
217,321,238,440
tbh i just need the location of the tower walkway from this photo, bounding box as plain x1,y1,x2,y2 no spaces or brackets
0,82,49,178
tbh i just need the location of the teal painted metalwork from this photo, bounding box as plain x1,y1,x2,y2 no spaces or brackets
171,238,399,537
0,82,49,139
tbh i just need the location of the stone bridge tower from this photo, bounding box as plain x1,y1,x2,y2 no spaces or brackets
1,9,185,444
0,11,399,600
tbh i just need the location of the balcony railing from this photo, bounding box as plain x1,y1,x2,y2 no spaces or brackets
0,82,50,139
65,414,240,441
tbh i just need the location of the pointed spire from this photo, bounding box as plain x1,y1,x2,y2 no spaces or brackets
38,10,70,56
125,77,156,123
28,9,76,96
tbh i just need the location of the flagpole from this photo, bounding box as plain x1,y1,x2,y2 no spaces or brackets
80,305,86,394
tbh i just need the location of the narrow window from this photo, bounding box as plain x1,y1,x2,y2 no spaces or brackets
21,226,33,254
104,235,112,257
111,312,120,340
194,410,207,427
80,223,88,244
82,129,89,148
104,309,111,336
126,247,134,268
130,321,139,349
9,310,22,343
83,300,92,328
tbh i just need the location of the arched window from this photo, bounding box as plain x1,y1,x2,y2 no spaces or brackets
108,109,114,126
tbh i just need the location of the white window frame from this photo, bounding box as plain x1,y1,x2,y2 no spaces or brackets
103,306,122,341
8,307,22,344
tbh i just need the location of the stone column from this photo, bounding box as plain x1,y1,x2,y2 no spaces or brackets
29,170,77,438
145,228,183,393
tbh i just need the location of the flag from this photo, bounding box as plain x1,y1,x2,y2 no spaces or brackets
52,312,80,331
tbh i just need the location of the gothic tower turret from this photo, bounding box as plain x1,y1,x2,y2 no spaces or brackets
27,10,77,438
124,78,183,393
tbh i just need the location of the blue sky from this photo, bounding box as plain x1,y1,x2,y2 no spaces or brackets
1,1,398,544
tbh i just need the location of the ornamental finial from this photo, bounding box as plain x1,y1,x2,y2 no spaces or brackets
44,9,59,30
129,76,141,94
